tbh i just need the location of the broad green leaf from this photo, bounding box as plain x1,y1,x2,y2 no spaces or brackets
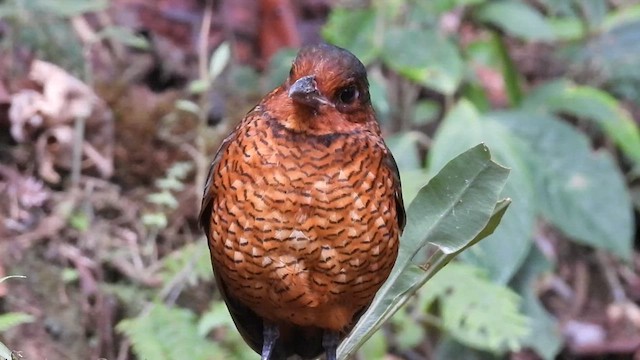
523,80,640,164
548,17,585,41
412,100,440,126
357,329,388,358
428,101,483,170
382,28,463,95
429,101,534,282
386,131,423,171
495,111,633,260
399,169,430,205
475,1,555,41
322,8,378,65
576,0,607,31
404,144,509,255
510,248,562,360
460,123,534,282
390,308,425,350
574,22,640,104
338,145,511,358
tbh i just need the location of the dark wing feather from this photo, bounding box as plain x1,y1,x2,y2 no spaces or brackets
384,147,406,233
199,131,269,357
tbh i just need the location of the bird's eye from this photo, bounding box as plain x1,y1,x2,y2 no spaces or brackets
338,85,358,105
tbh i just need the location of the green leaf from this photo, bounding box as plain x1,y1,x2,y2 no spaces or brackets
434,0,486,13
492,32,523,106
475,1,555,41
142,213,168,229
412,100,440,126
495,111,634,260
574,21,640,104
510,248,562,360
399,169,430,206
68,212,90,231
382,28,463,95
97,26,150,49
429,101,534,282
117,304,227,360
175,100,201,115
523,80,640,164
356,329,388,358
338,144,511,357
187,79,209,95
146,191,179,209
368,70,391,123
160,242,213,286
604,4,640,30
35,0,109,16
209,42,231,81
322,8,378,65
390,308,425,350
0,312,34,332
576,0,607,31
266,48,298,90
405,144,510,255
198,301,235,337
386,132,423,171
420,263,529,352
198,302,255,360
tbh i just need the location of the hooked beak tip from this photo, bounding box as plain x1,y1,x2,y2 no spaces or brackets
288,75,331,108
288,75,316,98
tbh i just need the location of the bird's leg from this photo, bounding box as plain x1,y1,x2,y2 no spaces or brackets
322,331,339,360
261,322,279,360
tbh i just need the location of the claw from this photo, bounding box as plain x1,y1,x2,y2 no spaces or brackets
261,322,279,360
322,331,339,360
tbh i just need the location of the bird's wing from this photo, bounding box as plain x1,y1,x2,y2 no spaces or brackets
384,148,406,233
198,127,267,356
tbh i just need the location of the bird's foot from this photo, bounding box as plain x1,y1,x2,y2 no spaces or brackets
322,331,339,360
261,322,280,360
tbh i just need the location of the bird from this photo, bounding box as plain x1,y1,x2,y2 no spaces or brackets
199,43,405,360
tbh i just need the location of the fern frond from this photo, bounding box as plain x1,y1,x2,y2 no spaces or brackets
419,262,530,353
117,304,227,360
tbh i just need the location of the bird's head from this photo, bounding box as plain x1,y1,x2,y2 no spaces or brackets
266,43,378,136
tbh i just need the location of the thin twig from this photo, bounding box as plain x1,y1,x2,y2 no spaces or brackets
596,250,627,303
195,0,215,204
71,116,86,189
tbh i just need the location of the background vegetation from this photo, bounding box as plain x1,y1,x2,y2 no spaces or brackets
0,0,639,359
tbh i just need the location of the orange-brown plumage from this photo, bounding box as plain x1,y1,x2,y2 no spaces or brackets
200,43,405,360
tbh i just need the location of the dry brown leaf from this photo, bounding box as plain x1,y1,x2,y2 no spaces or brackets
8,60,114,183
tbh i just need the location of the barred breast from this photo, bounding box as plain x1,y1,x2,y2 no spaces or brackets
205,108,402,332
